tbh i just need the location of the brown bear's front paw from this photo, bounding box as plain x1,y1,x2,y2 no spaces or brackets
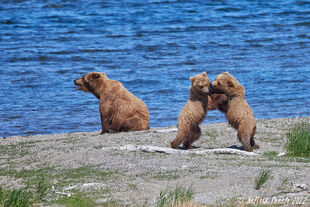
253,144,260,149
183,141,191,150
171,141,178,149
244,146,253,152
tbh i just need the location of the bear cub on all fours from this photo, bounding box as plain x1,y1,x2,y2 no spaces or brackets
74,72,149,133
210,72,259,152
171,72,211,150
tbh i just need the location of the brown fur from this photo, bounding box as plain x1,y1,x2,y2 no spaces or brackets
207,94,228,113
74,72,149,133
210,72,259,152
171,72,210,149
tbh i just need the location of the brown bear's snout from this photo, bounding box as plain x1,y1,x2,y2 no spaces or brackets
209,82,225,94
74,78,83,90
202,86,209,94
209,83,216,93
209,82,214,89
211,81,217,87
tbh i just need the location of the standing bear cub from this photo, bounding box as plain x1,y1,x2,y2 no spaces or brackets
74,72,149,133
210,72,259,152
171,72,210,149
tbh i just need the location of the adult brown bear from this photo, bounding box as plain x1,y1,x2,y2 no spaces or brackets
74,72,149,133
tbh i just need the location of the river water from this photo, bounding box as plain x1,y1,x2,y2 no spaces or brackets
1,0,310,137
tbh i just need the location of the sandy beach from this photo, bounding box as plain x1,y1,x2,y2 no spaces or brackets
1,116,309,206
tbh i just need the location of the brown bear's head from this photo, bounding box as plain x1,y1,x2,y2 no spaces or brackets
74,72,107,98
189,72,210,96
210,72,245,97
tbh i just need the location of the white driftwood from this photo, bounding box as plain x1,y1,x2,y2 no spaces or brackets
277,152,287,157
52,186,72,197
118,144,257,156
153,128,178,133
63,183,104,191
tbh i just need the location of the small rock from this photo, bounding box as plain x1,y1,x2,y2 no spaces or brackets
293,183,308,191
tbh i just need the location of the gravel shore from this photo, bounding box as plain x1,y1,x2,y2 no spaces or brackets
1,117,309,206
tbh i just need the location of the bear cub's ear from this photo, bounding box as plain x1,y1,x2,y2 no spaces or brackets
92,73,101,79
227,79,235,88
201,72,207,77
189,76,195,83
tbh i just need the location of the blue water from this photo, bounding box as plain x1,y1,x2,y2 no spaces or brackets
1,0,310,137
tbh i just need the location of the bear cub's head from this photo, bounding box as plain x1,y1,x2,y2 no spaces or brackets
190,72,210,96
210,72,245,97
74,72,106,94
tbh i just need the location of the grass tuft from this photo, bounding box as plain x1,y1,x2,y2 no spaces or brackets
4,187,33,207
0,186,4,205
34,177,50,201
286,121,310,158
156,186,194,207
254,170,271,190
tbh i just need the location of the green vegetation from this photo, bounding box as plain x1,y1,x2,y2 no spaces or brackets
286,121,310,158
153,170,181,180
56,194,97,207
203,129,218,138
34,178,50,201
0,177,51,207
254,170,271,190
0,166,117,206
57,166,115,187
156,186,194,207
262,151,278,159
0,187,33,207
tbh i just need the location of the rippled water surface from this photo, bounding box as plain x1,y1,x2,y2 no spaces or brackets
1,0,310,137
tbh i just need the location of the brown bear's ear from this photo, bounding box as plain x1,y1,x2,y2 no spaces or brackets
227,79,235,88
201,72,207,77
189,76,195,82
223,71,230,75
92,73,100,79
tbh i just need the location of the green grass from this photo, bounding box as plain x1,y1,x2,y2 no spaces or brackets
0,167,54,189
0,166,115,188
34,177,50,201
286,121,310,158
203,129,218,138
199,175,215,179
254,170,271,190
156,186,194,207
1,187,33,207
153,170,181,180
262,151,278,159
59,166,115,182
0,177,51,207
56,194,97,207
0,186,3,205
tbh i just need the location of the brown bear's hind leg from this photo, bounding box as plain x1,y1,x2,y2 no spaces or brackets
171,128,188,149
250,137,259,149
120,117,145,132
184,126,201,149
250,126,259,149
237,122,253,152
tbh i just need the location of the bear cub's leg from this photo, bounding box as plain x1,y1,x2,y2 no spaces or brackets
183,126,201,149
171,128,189,149
250,126,259,149
237,121,253,152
